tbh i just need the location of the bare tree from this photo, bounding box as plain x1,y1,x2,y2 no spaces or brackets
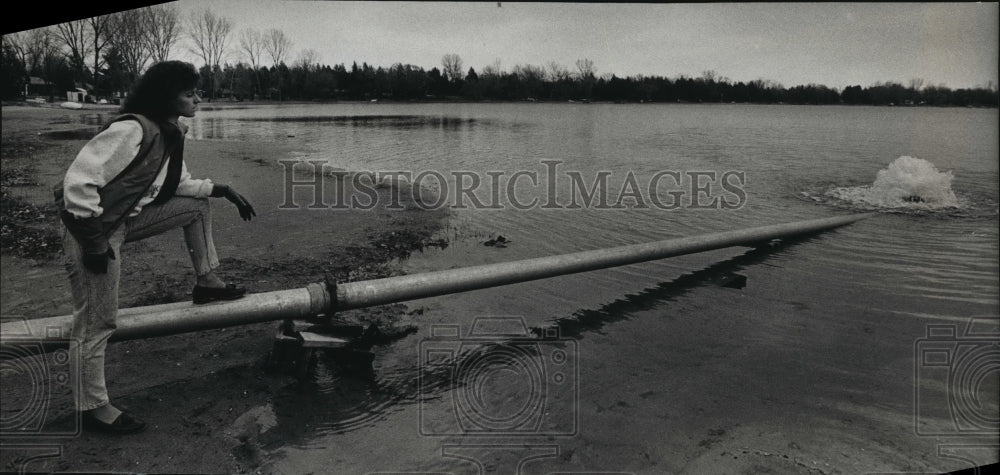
514,63,545,99
238,29,264,70
86,15,116,83
144,4,182,63
295,48,319,71
263,28,292,67
515,63,545,82
574,58,596,80
186,8,232,69
237,28,264,96
442,53,463,82
106,9,152,77
547,61,571,82
4,31,29,68
481,58,503,79
54,20,92,79
12,27,61,77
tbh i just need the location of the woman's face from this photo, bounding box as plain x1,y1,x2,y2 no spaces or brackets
171,88,201,118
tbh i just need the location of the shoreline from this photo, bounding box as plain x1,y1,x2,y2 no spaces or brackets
2,104,995,474
6,98,996,110
0,105,449,473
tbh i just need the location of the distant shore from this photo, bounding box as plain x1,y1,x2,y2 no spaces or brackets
7,96,996,111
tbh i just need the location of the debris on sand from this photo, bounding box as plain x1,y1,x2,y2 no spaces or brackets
483,235,510,248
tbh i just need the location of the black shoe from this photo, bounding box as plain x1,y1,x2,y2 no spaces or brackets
82,410,146,434
192,283,247,304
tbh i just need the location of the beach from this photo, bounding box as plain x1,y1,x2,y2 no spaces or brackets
1,101,996,474
1,103,448,473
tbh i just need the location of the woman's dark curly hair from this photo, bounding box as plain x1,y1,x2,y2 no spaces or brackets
120,61,200,120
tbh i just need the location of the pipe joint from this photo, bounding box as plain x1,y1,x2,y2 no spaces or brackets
306,281,334,319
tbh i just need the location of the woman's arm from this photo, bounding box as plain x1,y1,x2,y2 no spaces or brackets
174,161,214,198
174,156,254,221
62,121,144,219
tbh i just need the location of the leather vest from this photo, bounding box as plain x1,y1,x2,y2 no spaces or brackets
55,114,176,252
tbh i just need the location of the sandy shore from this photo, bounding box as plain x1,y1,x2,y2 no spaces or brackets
1,103,448,473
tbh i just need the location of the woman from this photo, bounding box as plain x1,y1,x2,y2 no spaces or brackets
56,61,256,434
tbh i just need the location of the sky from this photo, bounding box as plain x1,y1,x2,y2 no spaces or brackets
53,1,1000,90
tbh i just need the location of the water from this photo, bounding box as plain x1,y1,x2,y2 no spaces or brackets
187,103,998,473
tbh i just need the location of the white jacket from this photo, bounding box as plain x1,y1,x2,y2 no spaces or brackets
63,120,214,219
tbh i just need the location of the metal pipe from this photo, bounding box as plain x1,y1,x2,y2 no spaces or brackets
1,213,871,348
336,213,872,309
1,283,330,347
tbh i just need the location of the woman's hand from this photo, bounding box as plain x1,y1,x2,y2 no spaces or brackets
82,248,116,274
211,184,256,221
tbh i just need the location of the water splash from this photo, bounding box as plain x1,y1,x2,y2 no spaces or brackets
826,156,960,210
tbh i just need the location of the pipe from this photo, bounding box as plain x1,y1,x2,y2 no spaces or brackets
0,283,330,347
1,213,871,349
336,213,872,309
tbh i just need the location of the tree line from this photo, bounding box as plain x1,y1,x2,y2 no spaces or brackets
2,6,997,108
1,6,292,102
160,61,1000,108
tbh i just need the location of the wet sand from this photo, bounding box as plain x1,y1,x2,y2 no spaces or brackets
1,103,447,473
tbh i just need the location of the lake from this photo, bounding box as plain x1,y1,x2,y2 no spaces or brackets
187,102,998,473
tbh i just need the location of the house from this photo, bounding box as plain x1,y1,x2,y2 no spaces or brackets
66,87,88,103
66,82,94,103
25,76,51,97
